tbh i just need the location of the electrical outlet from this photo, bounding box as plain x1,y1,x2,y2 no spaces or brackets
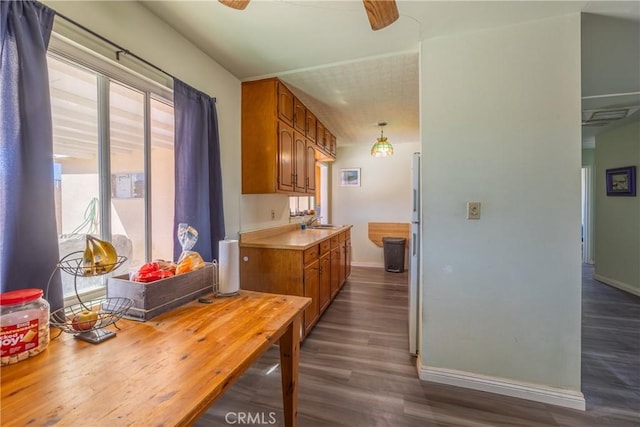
467,202,481,220
270,209,276,220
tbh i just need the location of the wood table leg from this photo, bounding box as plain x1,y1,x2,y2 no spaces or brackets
279,314,301,427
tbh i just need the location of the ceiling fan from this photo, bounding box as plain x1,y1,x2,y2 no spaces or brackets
218,0,399,31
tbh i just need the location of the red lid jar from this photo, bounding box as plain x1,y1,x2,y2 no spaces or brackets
0,288,50,366
0,289,44,306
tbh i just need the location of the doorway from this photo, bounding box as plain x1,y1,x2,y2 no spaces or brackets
581,166,594,264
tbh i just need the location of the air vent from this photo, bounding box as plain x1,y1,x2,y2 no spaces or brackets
582,106,640,126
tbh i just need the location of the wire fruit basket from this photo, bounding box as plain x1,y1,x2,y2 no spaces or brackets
47,250,133,344
50,297,132,343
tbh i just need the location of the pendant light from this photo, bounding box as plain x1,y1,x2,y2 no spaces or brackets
371,121,393,157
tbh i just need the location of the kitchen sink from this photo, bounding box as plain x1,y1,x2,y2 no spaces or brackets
309,224,342,229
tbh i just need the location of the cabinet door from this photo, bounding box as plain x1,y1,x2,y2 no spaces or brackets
329,133,337,156
294,131,307,193
330,247,340,299
294,98,306,134
316,121,325,150
319,252,331,312
304,259,320,336
306,110,316,143
278,122,294,192
305,141,316,194
345,238,352,279
325,128,332,153
338,232,346,287
339,240,346,288
278,82,294,126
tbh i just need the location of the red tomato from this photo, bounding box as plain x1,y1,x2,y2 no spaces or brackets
134,269,175,283
138,262,160,274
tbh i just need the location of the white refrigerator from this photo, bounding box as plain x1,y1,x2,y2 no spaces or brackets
409,152,420,355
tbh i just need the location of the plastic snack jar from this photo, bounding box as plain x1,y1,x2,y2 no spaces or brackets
0,289,50,366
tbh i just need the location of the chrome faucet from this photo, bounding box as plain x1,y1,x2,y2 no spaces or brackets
306,216,321,227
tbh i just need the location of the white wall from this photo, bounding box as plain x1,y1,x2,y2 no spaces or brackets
594,119,640,295
332,142,420,267
44,1,243,239
419,14,583,407
239,194,291,234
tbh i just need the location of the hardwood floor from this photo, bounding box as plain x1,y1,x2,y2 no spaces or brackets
581,264,639,422
195,265,640,426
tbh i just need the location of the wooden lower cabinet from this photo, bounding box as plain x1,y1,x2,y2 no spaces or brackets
345,237,352,279
303,258,320,336
318,244,331,313
330,244,341,299
338,235,346,289
240,230,352,339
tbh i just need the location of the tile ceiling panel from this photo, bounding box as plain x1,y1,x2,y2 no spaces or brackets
280,52,419,147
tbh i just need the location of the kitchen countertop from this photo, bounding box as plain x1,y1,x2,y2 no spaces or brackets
240,224,351,250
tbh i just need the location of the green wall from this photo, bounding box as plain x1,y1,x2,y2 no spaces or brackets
594,119,640,295
582,149,595,166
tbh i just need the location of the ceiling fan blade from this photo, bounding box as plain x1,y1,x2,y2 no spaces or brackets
218,0,250,10
362,0,399,31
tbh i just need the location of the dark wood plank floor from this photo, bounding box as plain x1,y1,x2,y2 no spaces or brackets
195,265,640,426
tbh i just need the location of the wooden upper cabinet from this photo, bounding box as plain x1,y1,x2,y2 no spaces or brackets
324,128,331,152
305,141,316,194
242,79,279,194
329,133,337,156
293,98,306,134
278,122,295,192
316,121,325,149
293,131,307,193
278,82,294,126
305,110,317,143
242,78,335,194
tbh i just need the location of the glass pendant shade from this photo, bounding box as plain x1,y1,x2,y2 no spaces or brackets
370,129,393,157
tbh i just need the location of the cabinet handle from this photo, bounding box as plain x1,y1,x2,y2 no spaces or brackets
413,233,417,256
306,177,309,187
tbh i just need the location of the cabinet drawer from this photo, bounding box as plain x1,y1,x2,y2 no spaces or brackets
304,245,319,265
320,239,331,254
330,235,340,248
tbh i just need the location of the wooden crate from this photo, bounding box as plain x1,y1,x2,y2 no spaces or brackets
107,263,215,321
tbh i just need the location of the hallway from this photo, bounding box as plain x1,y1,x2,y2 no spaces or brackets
196,266,639,426
581,263,639,420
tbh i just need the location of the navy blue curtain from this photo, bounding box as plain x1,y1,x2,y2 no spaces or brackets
173,79,225,262
0,1,62,310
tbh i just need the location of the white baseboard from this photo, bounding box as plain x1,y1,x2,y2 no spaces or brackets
417,364,585,411
593,274,640,297
351,261,384,268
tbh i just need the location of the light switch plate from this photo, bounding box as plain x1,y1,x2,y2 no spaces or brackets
467,202,481,220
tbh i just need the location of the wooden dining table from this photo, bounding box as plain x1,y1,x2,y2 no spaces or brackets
0,290,310,426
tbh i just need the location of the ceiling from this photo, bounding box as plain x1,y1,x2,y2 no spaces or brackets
140,1,640,148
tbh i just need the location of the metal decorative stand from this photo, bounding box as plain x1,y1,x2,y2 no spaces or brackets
47,251,133,344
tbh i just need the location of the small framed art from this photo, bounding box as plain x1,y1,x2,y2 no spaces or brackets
605,166,636,197
339,168,361,187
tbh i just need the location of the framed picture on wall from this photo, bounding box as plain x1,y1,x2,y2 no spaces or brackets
605,166,636,196
339,168,361,187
